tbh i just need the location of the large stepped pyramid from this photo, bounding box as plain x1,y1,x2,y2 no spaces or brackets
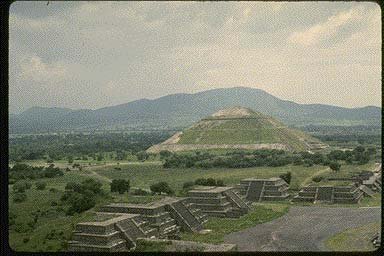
147,106,326,153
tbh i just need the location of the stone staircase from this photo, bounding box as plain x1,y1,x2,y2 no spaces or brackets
223,189,250,213
167,200,204,232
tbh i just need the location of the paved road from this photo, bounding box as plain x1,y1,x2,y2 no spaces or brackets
224,206,381,251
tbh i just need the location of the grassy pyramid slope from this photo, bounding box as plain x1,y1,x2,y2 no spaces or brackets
148,106,326,153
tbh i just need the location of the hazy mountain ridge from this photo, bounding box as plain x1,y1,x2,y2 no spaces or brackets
9,87,381,133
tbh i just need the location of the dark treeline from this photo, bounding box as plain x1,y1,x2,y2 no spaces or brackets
163,146,377,169
301,125,381,145
9,132,171,162
9,163,64,183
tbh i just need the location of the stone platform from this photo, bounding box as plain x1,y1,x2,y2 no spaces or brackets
187,186,250,218
100,197,207,234
68,213,152,252
292,183,364,204
237,177,289,202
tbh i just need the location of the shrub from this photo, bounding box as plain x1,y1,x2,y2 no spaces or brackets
110,179,130,194
216,180,225,186
132,188,149,195
13,192,27,203
13,181,32,193
329,161,341,172
150,182,174,195
136,151,149,161
66,192,96,215
35,181,47,190
182,181,195,190
312,176,324,183
279,172,292,184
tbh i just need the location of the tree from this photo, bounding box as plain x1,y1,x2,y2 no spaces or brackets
182,181,194,190
150,182,174,195
110,179,130,194
67,156,74,164
13,181,32,193
329,161,341,172
159,150,172,159
136,151,149,162
35,181,47,190
13,192,27,203
96,154,103,161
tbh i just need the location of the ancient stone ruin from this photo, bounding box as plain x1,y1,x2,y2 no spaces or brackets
186,186,250,218
68,197,207,252
237,177,289,202
292,183,364,204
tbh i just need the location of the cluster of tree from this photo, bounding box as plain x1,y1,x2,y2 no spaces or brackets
302,125,381,145
110,179,130,194
194,178,225,186
9,164,64,183
61,179,104,215
162,146,376,170
9,132,171,162
150,182,174,195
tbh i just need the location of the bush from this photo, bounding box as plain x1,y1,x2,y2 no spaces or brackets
329,161,341,172
279,172,292,184
182,181,195,190
65,192,96,215
35,181,47,190
312,176,324,183
136,151,149,161
13,192,27,203
194,178,225,186
132,188,149,195
110,179,130,194
150,182,174,195
13,181,32,193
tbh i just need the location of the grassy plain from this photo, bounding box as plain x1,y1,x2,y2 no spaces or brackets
325,222,381,251
181,203,289,244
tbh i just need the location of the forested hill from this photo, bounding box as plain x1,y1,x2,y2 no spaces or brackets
9,87,381,133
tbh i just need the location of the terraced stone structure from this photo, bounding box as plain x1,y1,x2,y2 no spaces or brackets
100,197,207,234
237,177,289,202
68,197,208,252
68,213,155,252
187,186,250,218
292,183,364,204
362,172,382,192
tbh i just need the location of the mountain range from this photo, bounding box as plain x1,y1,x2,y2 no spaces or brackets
9,87,381,134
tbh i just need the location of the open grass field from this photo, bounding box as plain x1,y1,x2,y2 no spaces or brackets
325,222,381,251
93,162,376,192
181,203,289,244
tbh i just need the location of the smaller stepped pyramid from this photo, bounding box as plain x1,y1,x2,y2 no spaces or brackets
147,106,326,153
100,197,207,233
68,213,154,252
186,186,250,218
292,183,364,204
237,177,289,202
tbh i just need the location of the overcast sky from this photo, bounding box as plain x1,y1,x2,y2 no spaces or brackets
9,1,381,114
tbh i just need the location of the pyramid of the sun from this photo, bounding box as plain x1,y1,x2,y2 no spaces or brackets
147,106,326,153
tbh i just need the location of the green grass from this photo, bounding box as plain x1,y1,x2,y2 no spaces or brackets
181,203,289,244
359,193,381,207
325,222,381,251
176,117,319,151
93,163,332,192
135,239,172,252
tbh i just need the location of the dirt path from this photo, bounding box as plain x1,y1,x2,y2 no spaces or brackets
224,206,381,251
